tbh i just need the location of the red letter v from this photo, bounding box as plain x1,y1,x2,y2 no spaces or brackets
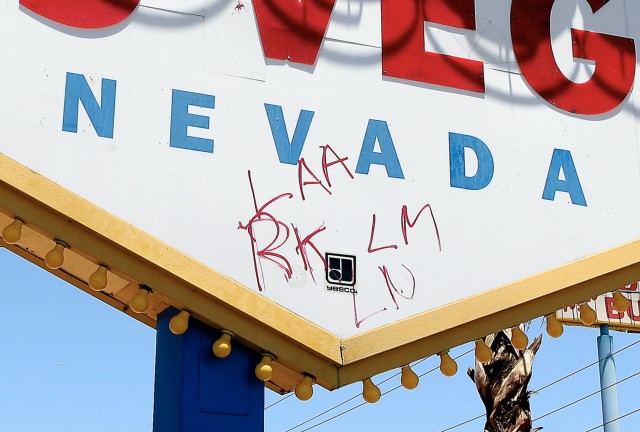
253,0,336,65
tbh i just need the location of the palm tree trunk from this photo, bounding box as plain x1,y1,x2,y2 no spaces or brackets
467,328,543,432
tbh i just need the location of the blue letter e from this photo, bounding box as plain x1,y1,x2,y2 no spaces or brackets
170,89,216,153
449,132,494,190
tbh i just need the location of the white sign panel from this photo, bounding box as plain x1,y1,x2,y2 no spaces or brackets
2,0,640,338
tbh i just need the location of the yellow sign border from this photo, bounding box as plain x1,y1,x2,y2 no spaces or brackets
3,152,640,389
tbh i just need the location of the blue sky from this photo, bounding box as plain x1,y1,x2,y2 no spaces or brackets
1,246,639,432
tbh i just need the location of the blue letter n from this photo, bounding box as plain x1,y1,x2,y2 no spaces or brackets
62,72,116,138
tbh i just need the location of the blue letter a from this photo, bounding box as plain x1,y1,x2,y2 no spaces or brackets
355,119,404,179
62,72,116,138
542,149,587,206
264,104,314,165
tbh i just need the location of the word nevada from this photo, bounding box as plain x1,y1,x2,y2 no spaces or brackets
62,71,588,206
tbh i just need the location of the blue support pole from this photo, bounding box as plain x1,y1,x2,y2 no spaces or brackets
153,308,264,432
597,325,620,432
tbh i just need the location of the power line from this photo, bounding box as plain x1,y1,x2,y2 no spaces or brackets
266,393,294,410
532,370,640,422
439,414,485,432
280,356,433,431
438,337,640,432
535,338,640,393
288,348,474,432
583,407,640,432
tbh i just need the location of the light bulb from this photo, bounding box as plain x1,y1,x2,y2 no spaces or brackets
88,265,108,291
212,331,233,358
439,351,458,377
400,366,419,390
362,378,381,403
129,287,150,313
295,375,314,401
255,354,274,381
169,310,190,335
546,314,563,338
45,241,66,269
613,291,630,313
579,303,597,325
2,218,23,244
511,326,529,351
475,339,493,363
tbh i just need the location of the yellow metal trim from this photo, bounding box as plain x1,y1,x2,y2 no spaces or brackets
337,240,640,383
3,151,640,389
0,153,341,387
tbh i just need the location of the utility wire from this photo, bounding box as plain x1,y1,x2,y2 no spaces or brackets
438,337,640,432
532,370,640,422
266,393,294,410
279,337,640,432
583,407,640,432
535,338,640,393
289,348,474,432
284,357,430,432
439,414,485,432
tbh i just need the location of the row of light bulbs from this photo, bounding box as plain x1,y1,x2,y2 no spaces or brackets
1,216,634,403
166,297,630,403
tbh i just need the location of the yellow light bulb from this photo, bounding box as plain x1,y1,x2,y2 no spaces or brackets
475,339,493,363
88,265,109,291
546,314,564,338
45,242,66,269
255,354,274,381
212,331,233,358
400,366,419,390
579,303,597,326
439,351,458,377
613,291,630,314
362,378,381,403
169,310,190,335
511,326,529,351
2,219,23,244
129,287,150,313
295,375,314,401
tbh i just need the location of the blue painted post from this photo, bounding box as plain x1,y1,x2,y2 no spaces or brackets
153,308,264,432
597,325,620,432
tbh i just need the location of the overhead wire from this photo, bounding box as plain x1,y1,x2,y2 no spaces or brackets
438,337,640,432
287,348,474,432
583,407,640,432
266,393,294,410
532,369,640,422
283,357,430,432
272,336,640,432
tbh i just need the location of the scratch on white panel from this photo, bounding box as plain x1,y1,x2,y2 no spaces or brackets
139,4,204,18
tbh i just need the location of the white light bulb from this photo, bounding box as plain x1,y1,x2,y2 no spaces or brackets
212,331,233,358
2,219,23,244
129,287,150,313
88,265,108,291
255,354,274,381
45,242,66,269
169,310,190,335
295,375,314,401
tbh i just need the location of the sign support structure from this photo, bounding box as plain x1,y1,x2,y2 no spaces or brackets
153,308,264,432
597,325,620,432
